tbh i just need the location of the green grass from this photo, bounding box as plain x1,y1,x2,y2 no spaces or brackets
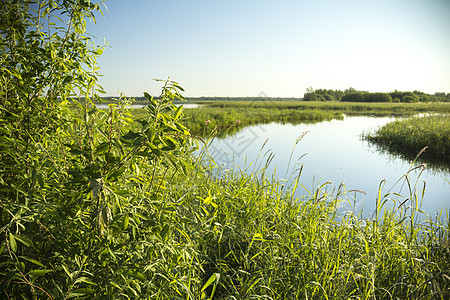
131,105,343,137
131,101,450,137
4,99,450,299
126,105,450,298
182,107,342,136
367,115,450,167
163,148,450,299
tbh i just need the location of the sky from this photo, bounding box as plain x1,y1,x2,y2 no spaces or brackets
87,0,450,97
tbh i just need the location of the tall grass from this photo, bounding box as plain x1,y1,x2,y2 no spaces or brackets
169,144,450,299
366,115,450,166
133,106,343,137
123,102,450,298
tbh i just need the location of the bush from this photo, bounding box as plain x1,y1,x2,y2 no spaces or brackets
0,1,198,298
402,95,419,103
389,91,420,103
363,92,392,103
340,92,365,102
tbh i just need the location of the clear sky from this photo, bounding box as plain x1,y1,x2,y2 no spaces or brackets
87,0,450,97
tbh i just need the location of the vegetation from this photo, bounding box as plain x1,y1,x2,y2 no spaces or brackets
341,92,393,103
172,107,341,137
302,87,347,101
187,159,450,299
153,100,450,136
303,88,449,103
366,115,450,166
1,1,450,299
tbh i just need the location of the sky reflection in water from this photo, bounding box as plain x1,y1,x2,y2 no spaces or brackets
206,116,449,218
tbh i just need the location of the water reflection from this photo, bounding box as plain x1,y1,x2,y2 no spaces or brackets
203,116,449,218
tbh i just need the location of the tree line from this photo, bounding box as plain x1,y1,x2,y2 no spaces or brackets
97,89,450,104
302,87,450,102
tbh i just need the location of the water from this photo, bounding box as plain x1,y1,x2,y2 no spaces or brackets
204,116,449,218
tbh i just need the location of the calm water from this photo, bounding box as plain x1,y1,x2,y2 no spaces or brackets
204,116,449,218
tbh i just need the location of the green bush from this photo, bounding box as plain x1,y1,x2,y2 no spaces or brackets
340,92,365,102
363,92,392,102
402,95,419,103
0,1,200,298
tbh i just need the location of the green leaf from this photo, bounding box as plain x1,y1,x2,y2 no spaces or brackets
19,256,44,268
16,262,25,273
14,235,33,247
160,224,170,241
143,92,152,100
174,105,183,120
123,214,129,230
26,269,54,276
9,233,17,252
66,288,95,298
95,142,109,155
179,159,188,176
74,276,97,286
200,273,220,300
126,270,146,282
174,84,185,92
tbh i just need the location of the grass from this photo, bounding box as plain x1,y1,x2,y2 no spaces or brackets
121,102,449,298
366,115,450,167
132,105,343,137
130,101,450,137
183,107,342,137
162,144,450,299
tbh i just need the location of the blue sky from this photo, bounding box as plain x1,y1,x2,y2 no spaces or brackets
88,0,450,97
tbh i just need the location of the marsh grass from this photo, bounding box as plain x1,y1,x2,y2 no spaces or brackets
165,138,450,299
192,100,450,114
177,107,341,137
366,115,450,167
131,101,450,137
122,103,450,298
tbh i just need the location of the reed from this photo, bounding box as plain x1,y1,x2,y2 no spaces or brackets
166,145,450,299
366,114,450,166
125,102,450,298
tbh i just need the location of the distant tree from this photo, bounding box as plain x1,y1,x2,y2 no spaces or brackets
344,87,357,95
363,93,392,103
303,88,342,101
390,90,403,100
341,92,365,102
419,95,431,102
389,91,420,103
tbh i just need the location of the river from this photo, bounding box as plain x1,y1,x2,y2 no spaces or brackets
203,116,449,219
